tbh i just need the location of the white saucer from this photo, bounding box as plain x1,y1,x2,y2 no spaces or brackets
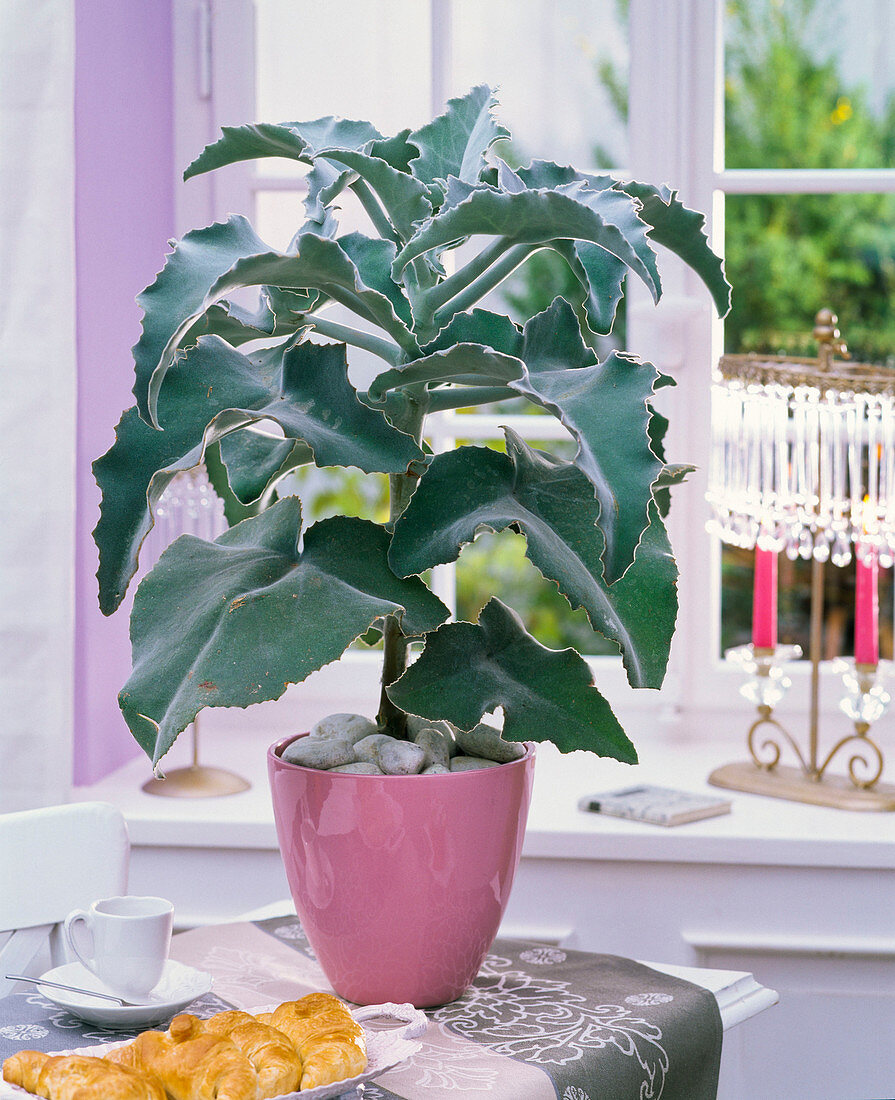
34,960,214,1029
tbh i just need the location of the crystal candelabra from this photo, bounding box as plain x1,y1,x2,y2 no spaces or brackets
140,466,251,799
707,310,895,810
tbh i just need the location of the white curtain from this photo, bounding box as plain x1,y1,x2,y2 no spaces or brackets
0,0,76,809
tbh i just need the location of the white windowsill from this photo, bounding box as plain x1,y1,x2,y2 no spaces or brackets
72,717,895,871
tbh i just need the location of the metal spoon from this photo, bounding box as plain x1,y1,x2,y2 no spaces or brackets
5,974,147,1007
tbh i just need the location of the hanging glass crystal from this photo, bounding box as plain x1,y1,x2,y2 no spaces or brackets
708,325,895,565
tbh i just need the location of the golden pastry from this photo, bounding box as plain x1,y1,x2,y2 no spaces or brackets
106,1028,258,1100
259,993,368,1091
296,1022,368,1091
170,1011,301,1098
2,1050,164,1100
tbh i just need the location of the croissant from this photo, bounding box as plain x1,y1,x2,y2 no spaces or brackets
257,993,353,1049
259,994,367,1091
296,1023,368,1092
106,1028,258,1100
169,1011,301,1098
2,1050,165,1100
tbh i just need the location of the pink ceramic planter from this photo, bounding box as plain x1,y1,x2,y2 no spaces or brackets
268,733,536,1008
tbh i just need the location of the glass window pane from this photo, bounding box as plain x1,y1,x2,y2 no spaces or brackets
451,0,629,172
725,0,895,170
724,192,895,364
254,0,432,176
453,0,630,337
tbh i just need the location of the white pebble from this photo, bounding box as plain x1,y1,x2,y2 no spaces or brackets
450,755,503,771
282,738,356,770
311,713,378,745
455,723,526,763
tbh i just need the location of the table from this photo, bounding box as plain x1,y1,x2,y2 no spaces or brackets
1,916,732,1100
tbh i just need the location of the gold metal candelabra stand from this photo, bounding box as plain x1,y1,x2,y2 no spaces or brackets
707,310,895,810
709,556,895,810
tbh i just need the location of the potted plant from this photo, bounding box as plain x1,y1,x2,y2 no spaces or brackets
94,86,729,1007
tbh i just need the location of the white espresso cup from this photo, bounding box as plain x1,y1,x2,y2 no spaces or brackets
62,895,174,1000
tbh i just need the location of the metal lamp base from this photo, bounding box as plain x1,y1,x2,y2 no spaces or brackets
142,765,251,799
709,761,895,811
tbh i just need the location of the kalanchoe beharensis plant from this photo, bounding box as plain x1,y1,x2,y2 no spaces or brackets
94,86,730,772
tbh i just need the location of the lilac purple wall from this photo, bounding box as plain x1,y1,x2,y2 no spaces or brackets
74,0,175,783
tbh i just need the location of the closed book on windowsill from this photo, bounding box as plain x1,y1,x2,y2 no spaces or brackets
578,785,733,826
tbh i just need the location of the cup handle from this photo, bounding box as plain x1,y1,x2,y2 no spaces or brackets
62,909,95,974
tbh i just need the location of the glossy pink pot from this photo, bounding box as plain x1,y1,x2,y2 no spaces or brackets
268,733,535,1008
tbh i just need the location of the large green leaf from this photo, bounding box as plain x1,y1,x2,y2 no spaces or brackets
619,181,732,318
133,215,276,423
423,309,523,356
553,239,628,336
316,150,432,239
183,118,383,180
407,85,510,192
94,337,424,614
337,233,412,327
367,343,526,401
387,598,636,761
392,186,660,306
389,430,677,688
493,300,661,584
217,430,311,508
144,233,416,425
122,500,449,765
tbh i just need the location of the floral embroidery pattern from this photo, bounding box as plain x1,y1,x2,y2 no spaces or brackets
0,1024,48,1042
626,993,674,1007
433,952,671,1096
519,947,567,966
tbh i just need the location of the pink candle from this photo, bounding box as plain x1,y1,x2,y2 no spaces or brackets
854,542,879,667
752,547,778,651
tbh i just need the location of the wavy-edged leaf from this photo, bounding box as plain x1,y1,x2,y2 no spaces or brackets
122,501,449,764
619,181,731,318
387,597,636,760
368,128,417,172
133,215,276,423
509,308,661,583
517,159,615,193
337,232,412,327
304,159,354,224
318,149,432,239
183,118,383,180
217,429,312,507
553,239,628,337
408,85,510,191
94,337,424,614
144,233,416,425
367,343,525,402
389,431,677,688
392,186,660,305
518,296,596,372
558,181,661,300
423,308,523,356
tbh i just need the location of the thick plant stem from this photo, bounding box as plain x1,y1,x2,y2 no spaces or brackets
377,407,425,740
377,614,410,740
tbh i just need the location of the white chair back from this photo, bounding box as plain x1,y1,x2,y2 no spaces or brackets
0,801,129,995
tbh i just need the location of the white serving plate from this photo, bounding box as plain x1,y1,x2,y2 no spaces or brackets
0,1001,427,1100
